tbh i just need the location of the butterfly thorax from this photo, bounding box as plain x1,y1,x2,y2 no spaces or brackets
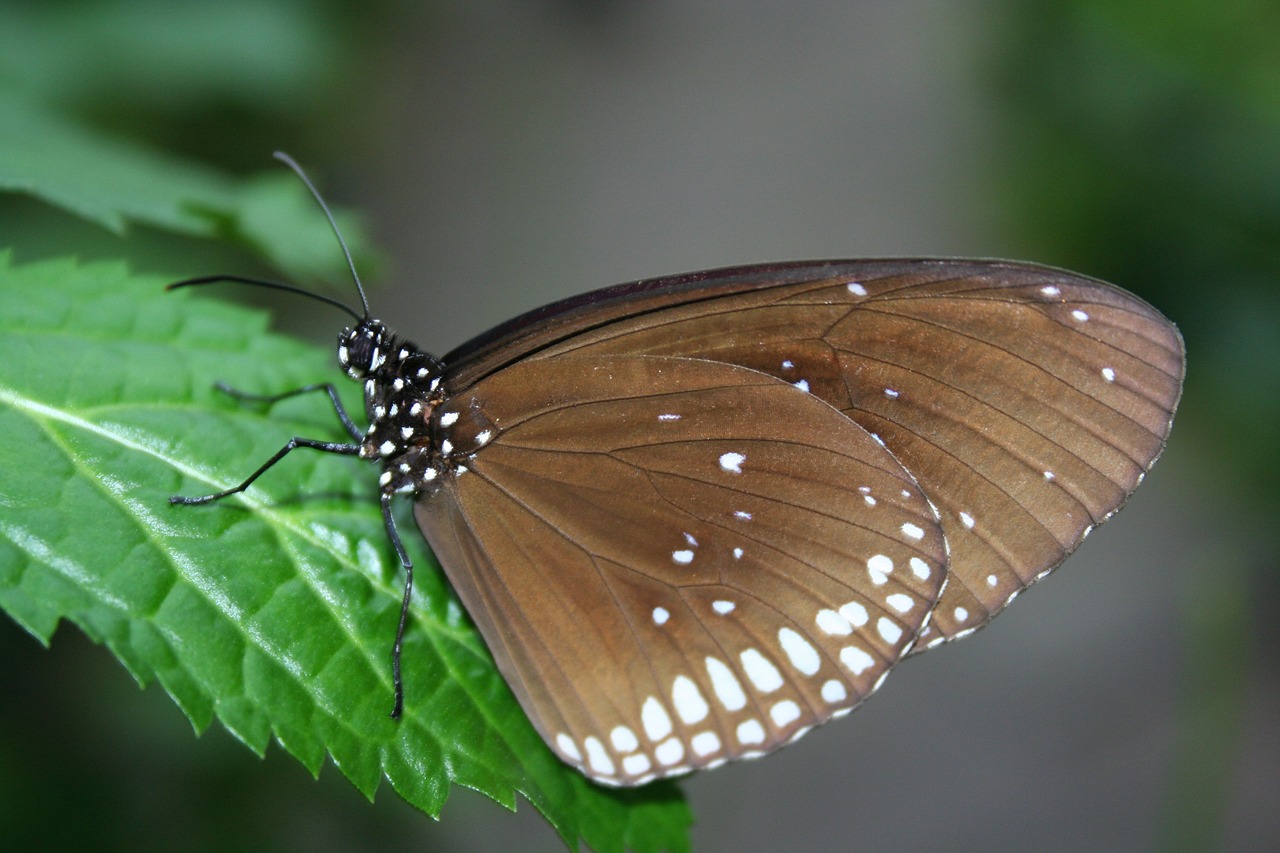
338,319,498,497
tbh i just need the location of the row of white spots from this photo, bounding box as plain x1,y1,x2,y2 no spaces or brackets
576,574,943,779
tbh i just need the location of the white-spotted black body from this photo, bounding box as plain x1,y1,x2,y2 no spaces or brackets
338,319,497,498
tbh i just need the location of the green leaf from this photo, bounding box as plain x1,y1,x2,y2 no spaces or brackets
0,256,692,853
0,86,371,283
0,1,341,110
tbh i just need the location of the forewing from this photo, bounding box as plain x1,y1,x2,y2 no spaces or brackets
416,354,947,785
494,259,1184,647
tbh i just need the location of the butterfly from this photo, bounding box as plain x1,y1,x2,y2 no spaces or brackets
170,153,1184,787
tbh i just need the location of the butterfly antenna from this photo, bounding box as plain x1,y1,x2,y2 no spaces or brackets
273,150,372,319
166,274,364,321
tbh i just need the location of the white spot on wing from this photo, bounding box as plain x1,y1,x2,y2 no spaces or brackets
740,648,784,692
838,600,868,627
658,413,681,421
877,617,903,645
622,753,651,775
821,679,847,704
705,657,747,711
610,726,639,753
954,606,969,623
901,522,924,540
1101,366,1116,382
556,733,581,761
816,609,852,635
1071,309,1090,322
885,593,914,614
770,700,801,727
654,737,684,765
439,412,459,427
691,731,721,757
672,550,694,564
713,600,735,614
736,718,766,745
867,554,893,585
959,511,975,529
847,281,868,296
719,452,745,473
584,736,615,775
733,510,752,520
840,645,874,675
642,696,673,741
672,675,710,724
793,379,810,393
778,627,821,675
910,557,931,580
652,606,670,625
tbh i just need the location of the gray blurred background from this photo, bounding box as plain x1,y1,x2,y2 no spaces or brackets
2,1,1276,851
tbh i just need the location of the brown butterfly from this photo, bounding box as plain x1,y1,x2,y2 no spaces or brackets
171,153,1184,787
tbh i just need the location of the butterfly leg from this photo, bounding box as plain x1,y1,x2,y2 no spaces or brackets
169,438,360,505
214,381,363,440
380,492,414,720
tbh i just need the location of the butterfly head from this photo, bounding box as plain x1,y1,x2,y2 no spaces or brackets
338,319,394,380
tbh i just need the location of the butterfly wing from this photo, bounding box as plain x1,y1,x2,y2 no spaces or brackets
416,354,947,785
444,259,1184,649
